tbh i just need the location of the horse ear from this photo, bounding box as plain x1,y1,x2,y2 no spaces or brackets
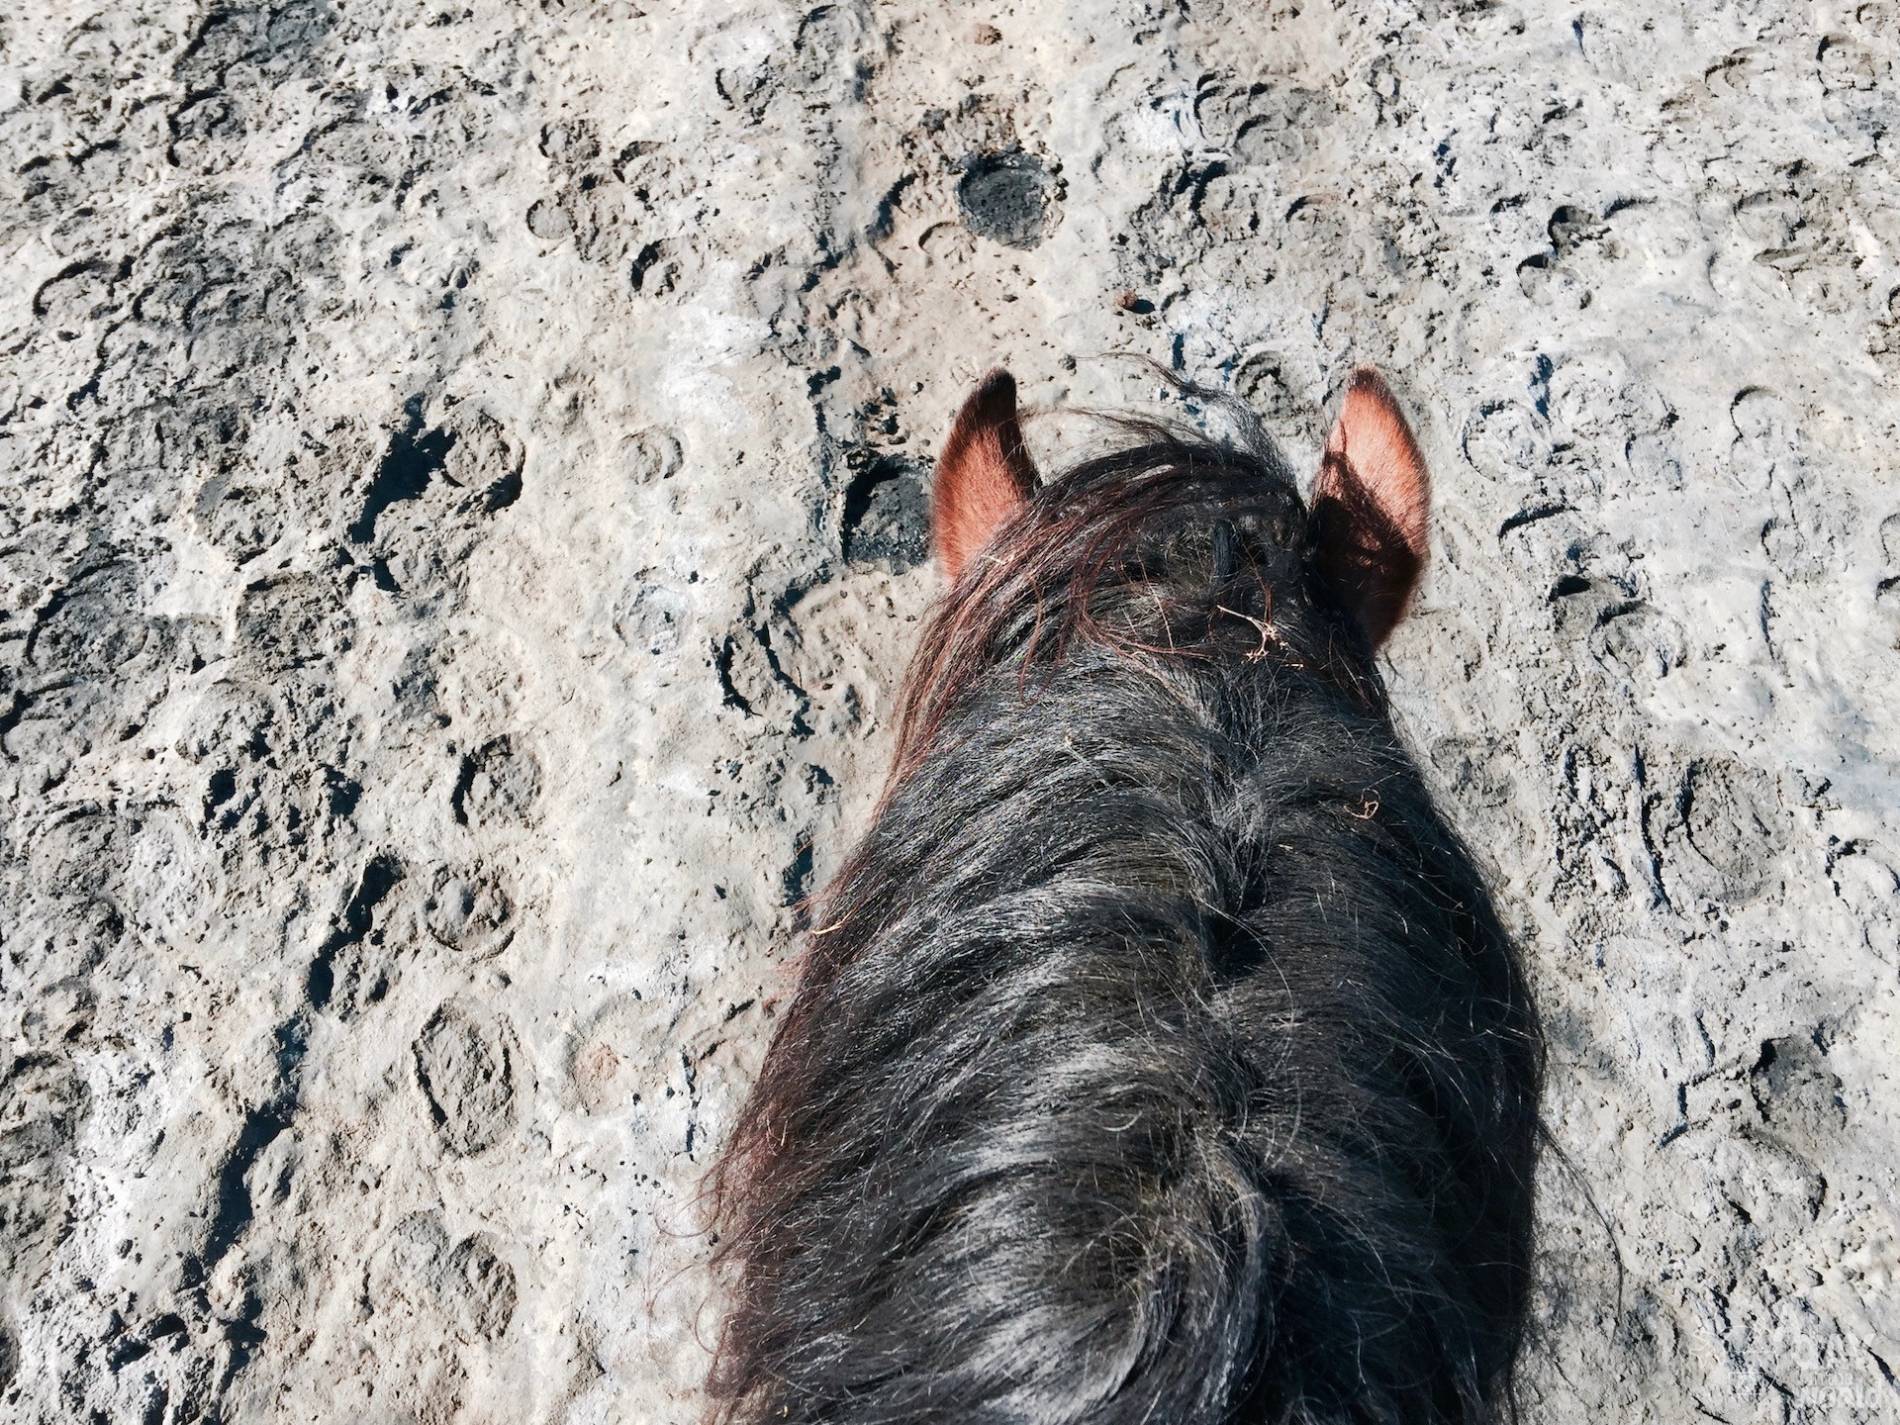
932,369,1038,580
1310,366,1431,647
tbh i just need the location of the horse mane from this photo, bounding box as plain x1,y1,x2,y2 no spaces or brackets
708,417,1545,1425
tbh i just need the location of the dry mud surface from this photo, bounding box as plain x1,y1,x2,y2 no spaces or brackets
3,2,1898,1421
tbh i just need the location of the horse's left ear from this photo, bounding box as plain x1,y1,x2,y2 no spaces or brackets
1310,366,1431,647
932,369,1039,580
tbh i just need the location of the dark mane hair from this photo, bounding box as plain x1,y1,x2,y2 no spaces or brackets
709,415,1546,1424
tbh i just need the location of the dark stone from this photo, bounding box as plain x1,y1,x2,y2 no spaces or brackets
956,149,1057,249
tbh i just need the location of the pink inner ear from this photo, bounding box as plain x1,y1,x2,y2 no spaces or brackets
1312,367,1432,646
932,370,1039,580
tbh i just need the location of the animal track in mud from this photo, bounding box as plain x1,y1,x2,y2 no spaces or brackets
1281,192,1351,262
1185,75,1337,167
1713,159,1872,313
956,149,1060,249
1748,1035,1847,1133
100,1308,192,1375
196,472,288,566
422,865,516,959
1515,200,1657,310
235,572,352,673
1878,509,1900,564
26,563,154,680
437,403,524,514
1829,841,1900,963
1590,601,1686,683
366,1211,453,1317
1401,605,1489,683
366,1211,517,1344
32,256,126,330
539,117,601,166
526,197,570,241
713,621,814,734
566,994,667,1115
1701,46,1790,105
1428,734,1518,811
1654,758,1792,910
615,579,691,657
631,238,695,297
1515,253,1591,310
1231,351,1317,446
451,736,542,828
414,1001,519,1157
1733,187,1802,250
1877,511,1900,611
1227,85,1332,167
1853,1,1900,41
181,677,351,851
168,91,247,173
531,135,704,278
1760,461,1855,583
533,171,653,268
1462,399,1551,482
1161,161,1254,252
624,427,684,485
1748,249,1863,319
1816,34,1880,93
1624,431,1684,491
1726,385,1820,494
1547,573,1687,684
1547,351,1671,444
714,58,774,119
441,1233,517,1344
1730,385,1795,448
16,809,130,983
1546,572,1611,639
14,673,131,776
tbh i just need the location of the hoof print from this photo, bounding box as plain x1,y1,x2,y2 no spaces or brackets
414,1001,519,1157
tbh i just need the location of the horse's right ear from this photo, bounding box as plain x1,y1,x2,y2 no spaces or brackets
1309,366,1431,647
932,369,1039,580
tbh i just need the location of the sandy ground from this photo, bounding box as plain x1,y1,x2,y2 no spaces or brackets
2,1,1897,1421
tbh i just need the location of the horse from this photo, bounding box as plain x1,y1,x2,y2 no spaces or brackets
708,366,1545,1425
